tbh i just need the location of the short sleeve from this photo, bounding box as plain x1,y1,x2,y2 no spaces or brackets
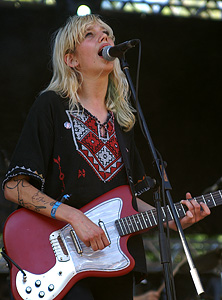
3,92,55,191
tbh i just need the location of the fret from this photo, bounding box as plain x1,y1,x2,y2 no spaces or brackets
210,193,216,206
140,213,147,228
219,190,222,201
141,212,150,228
127,216,136,233
150,210,157,225
175,203,186,218
115,220,124,236
132,215,139,231
137,214,145,230
161,207,166,222
202,194,215,207
167,206,173,221
144,211,152,227
181,204,186,216
174,203,180,218
121,217,130,234
201,195,207,205
118,219,126,235
135,214,143,230
178,203,186,217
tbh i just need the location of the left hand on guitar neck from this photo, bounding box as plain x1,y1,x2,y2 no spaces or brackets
136,192,211,231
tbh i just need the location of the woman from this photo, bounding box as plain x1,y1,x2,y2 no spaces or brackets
3,14,210,300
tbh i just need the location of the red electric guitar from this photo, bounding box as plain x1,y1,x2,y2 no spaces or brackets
3,185,222,300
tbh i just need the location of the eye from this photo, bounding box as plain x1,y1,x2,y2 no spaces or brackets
103,30,109,36
85,31,93,38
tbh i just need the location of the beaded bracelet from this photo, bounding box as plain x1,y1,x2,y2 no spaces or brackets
51,201,62,219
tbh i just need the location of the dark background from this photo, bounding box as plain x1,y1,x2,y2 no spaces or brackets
1,5,222,235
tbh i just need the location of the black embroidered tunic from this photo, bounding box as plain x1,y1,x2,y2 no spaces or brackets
3,91,149,276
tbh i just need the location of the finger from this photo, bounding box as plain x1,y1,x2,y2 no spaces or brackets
94,236,107,251
200,202,211,215
186,192,192,200
181,199,194,217
89,239,98,251
102,233,110,247
84,240,91,247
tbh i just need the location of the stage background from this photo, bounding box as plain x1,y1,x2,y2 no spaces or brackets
1,6,222,235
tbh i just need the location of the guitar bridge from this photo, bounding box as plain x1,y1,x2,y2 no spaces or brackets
49,230,70,262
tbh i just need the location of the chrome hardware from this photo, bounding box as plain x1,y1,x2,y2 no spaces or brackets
98,219,111,245
70,229,83,255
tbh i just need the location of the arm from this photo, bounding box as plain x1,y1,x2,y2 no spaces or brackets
4,175,110,251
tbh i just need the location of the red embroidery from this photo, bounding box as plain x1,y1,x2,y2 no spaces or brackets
68,110,124,182
78,169,86,178
54,155,65,191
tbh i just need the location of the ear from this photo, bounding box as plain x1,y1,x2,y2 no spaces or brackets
64,53,79,68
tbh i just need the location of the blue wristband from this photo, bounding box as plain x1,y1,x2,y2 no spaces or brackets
51,201,62,219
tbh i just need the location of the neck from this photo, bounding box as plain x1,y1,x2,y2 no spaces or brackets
78,77,109,123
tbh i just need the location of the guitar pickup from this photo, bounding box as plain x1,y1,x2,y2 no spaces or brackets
98,219,111,246
70,229,83,255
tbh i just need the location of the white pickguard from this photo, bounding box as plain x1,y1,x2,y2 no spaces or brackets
16,197,130,300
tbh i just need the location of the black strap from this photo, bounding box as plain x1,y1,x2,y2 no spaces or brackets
115,121,155,198
114,120,137,198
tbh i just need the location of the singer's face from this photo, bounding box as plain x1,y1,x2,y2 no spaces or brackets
69,23,115,77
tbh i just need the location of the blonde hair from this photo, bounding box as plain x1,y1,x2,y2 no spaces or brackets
43,14,135,131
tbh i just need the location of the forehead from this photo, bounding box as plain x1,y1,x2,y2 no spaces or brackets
85,23,106,31
83,21,113,37
75,18,114,45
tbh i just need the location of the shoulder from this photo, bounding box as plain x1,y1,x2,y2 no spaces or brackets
34,91,68,109
115,119,134,140
29,91,69,117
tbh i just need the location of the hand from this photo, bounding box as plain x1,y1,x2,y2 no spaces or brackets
70,209,110,251
169,192,211,231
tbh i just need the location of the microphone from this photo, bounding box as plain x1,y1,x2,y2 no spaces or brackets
102,39,140,61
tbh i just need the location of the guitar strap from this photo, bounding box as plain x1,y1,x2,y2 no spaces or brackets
115,120,154,201
115,120,150,279
114,120,137,199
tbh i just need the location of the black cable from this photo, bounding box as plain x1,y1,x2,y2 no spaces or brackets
1,248,27,279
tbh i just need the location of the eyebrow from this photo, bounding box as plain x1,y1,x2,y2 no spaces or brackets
85,25,107,31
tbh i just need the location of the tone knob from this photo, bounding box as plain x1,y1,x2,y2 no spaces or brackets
35,280,41,287
48,284,54,292
39,291,45,298
25,286,32,294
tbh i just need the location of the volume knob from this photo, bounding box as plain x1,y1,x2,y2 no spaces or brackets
39,291,45,298
48,284,54,292
35,280,41,287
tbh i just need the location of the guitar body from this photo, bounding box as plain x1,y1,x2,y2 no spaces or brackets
3,185,138,300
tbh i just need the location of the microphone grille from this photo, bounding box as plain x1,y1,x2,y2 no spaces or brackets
102,46,116,61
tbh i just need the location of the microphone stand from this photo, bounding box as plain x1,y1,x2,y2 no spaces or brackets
119,56,205,299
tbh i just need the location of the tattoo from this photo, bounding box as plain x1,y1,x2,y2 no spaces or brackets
6,177,55,212
30,190,55,212
6,177,30,208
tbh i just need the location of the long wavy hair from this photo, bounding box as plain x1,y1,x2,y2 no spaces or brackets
43,14,135,131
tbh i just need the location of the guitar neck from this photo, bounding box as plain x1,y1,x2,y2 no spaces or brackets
115,189,222,237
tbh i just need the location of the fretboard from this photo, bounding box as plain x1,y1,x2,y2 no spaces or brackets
115,189,222,237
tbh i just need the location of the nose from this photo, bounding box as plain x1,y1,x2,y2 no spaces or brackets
99,32,108,43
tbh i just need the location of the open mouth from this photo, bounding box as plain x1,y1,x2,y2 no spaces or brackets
98,49,103,56
98,44,110,57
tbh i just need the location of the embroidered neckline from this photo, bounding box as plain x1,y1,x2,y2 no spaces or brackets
78,103,113,127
